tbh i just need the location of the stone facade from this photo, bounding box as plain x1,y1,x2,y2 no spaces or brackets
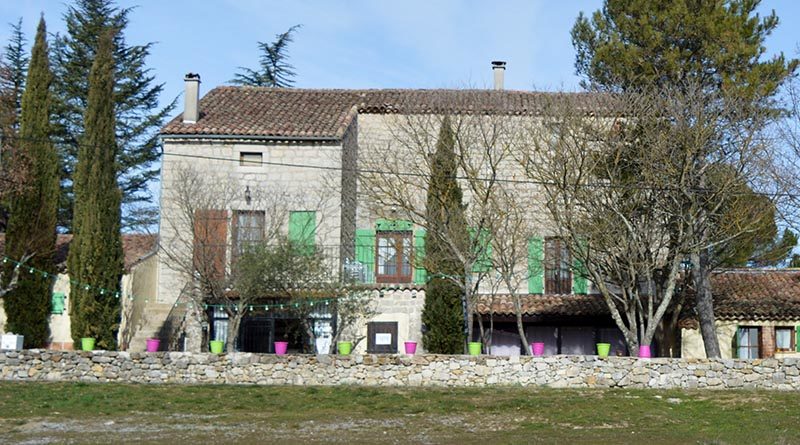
3,349,800,390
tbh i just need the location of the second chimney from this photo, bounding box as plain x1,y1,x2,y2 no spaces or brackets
183,73,201,124
492,61,506,90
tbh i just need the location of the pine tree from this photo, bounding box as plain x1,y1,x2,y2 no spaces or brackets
571,0,797,357
68,30,123,350
0,18,28,132
3,17,59,348
51,0,175,230
0,19,29,230
421,116,469,354
231,25,300,88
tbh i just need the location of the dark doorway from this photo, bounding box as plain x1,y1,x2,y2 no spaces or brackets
238,317,273,353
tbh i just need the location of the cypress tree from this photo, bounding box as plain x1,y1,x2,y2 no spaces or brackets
51,0,175,230
4,17,59,348
68,30,123,350
421,116,469,354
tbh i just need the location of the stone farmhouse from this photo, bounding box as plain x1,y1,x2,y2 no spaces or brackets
145,66,799,359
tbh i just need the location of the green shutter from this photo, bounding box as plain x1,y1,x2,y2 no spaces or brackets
51,292,65,315
289,211,316,254
470,228,492,273
414,229,427,284
796,326,800,353
375,219,413,231
355,228,376,283
528,237,544,294
572,239,588,294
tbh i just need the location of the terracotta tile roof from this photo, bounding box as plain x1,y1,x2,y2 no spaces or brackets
476,294,610,317
0,233,156,271
705,269,800,321
478,270,800,322
161,87,603,139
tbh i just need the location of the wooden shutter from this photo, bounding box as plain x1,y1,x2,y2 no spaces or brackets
572,240,588,294
355,228,376,283
413,229,426,284
194,209,228,281
51,292,65,314
796,326,800,352
289,211,316,253
470,228,492,273
528,237,544,294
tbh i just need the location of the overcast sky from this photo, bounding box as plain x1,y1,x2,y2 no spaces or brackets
3,0,800,113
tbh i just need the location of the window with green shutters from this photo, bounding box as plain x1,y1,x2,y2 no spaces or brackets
51,292,66,314
528,237,544,294
355,228,376,283
289,211,316,254
414,229,426,284
470,228,492,273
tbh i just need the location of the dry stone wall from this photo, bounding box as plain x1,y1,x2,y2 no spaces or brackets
2,350,799,390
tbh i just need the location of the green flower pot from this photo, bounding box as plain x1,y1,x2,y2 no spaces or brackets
597,343,611,357
337,341,353,355
80,337,95,351
209,340,224,354
468,342,482,355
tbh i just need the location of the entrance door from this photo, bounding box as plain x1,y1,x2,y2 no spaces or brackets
367,321,398,353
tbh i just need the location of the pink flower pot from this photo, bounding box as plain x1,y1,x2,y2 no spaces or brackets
274,341,288,355
404,341,417,355
638,345,652,358
145,338,160,352
531,342,545,356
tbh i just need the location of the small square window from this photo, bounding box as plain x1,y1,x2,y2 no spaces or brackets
775,327,795,352
239,152,263,166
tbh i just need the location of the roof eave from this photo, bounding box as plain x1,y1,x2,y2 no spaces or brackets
159,133,342,143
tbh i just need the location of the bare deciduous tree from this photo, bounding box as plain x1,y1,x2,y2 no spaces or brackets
160,162,335,351
521,84,780,356
359,95,521,350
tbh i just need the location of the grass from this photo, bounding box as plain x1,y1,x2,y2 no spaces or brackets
1,382,799,444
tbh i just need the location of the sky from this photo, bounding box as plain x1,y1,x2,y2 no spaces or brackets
2,1,800,223
3,0,798,114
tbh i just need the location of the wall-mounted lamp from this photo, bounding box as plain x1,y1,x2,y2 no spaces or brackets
244,185,252,205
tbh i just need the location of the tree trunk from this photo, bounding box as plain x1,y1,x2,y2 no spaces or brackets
512,293,530,355
693,250,720,358
226,311,243,352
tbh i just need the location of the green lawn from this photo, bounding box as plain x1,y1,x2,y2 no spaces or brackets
1,382,798,444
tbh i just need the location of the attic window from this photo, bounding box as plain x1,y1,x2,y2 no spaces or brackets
239,152,263,167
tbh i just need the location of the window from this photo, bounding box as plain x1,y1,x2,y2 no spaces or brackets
209,307,229,351
233,210,265,257
239,152,262,166
545,237,571,294
737,326,760,359
376,231,413,283
775,327,795,352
